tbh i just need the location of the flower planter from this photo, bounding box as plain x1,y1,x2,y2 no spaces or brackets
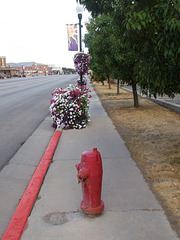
49,84,91,130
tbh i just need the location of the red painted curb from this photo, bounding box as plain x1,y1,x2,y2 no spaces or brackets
2,130,62,240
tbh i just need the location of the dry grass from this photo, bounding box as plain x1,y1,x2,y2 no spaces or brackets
92,81,180,236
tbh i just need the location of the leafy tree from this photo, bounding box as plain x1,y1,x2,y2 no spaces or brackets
77,0,114,16
117,0,180,97
85,13,140,107
80,0,180,99
85,15,114,89
62,67,76,74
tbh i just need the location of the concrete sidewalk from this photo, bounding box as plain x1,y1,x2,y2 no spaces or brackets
21,84,179,240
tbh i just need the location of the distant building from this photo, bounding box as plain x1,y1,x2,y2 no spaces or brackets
10,64,53,77
0,56,12,78
24,64,50,76
22,64,62,76
1,57,62,78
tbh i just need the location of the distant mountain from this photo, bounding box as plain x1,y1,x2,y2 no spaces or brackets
7,62,43,67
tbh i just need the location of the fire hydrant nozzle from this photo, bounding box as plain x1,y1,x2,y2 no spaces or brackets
77,167,90,181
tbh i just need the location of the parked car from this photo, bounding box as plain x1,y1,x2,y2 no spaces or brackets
0,73,4,79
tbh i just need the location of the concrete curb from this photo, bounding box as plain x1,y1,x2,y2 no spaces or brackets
1,128,62,240
149,98,180,114
121,87,180,114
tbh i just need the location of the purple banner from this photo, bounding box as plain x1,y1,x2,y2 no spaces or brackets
66,24,78,51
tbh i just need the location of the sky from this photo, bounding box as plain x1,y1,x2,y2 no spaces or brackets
1,0,91,68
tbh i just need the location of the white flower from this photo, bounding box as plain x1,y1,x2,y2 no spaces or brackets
60,123,65,128
50,84,90,130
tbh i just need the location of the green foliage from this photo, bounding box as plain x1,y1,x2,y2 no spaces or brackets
77,0,114,16
85,15,113,81
83,0,180,98
62,67,76,74
85,13,140,106
120,0,180,97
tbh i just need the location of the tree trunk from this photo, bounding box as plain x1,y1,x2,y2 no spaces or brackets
117,79,120,94
108,75,111,89
132,80,139,108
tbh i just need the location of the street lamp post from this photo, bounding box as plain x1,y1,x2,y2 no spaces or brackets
76,3,83,52
76,3,83,86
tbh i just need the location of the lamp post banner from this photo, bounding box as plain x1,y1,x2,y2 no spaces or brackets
66,24,78,51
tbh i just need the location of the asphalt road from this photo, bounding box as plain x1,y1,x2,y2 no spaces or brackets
0,74,77,171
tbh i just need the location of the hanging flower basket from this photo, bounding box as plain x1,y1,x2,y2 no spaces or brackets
74,52,90,75
49,84,92,130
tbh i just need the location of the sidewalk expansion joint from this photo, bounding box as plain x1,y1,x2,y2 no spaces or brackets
106,208,162,213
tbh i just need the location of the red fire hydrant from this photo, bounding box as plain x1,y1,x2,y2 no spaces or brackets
76,148,104,215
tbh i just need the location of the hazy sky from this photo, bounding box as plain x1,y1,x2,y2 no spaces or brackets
1,0,90,68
